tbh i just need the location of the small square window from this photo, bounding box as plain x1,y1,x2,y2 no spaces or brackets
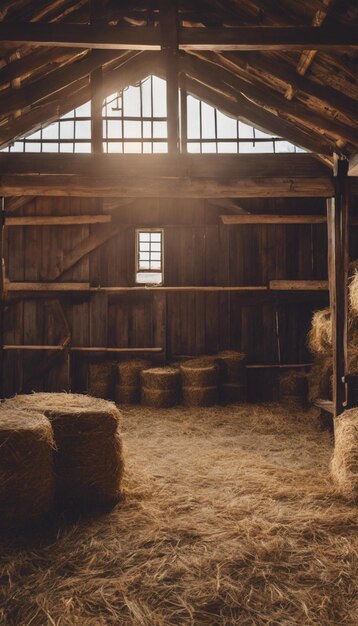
136,229,163,285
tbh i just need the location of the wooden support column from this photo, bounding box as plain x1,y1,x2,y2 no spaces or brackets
179,74,188,153
0,197,4,398
327,158,349,417
160,2,179,154
90,1,103,155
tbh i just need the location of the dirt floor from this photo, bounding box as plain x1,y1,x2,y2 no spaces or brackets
1,402,358,626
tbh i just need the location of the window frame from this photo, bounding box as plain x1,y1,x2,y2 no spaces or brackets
135,227,164,285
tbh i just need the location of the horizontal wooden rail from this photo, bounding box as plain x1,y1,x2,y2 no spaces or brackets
269,280,329,290
5,282,90,291
0,153,334,198
4,215,111,226
4,282,331,293
0,24,357,52
3,345,163,353
5,283,268,292
221,215,327,224
246,363,311,369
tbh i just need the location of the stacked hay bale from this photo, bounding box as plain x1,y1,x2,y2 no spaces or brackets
216,350,246,403
279,369,308,407
307,295,358,402
4,393,124,511
180,358,219,406
115,359,151,405
331,408,358,502
87,361,115,399
0,409,55,528
307,308,334,402
141,367,180,408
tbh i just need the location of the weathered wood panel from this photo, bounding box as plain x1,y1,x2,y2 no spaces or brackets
3,195,330,399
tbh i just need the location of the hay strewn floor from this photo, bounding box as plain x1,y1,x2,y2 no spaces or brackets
1,403,358,626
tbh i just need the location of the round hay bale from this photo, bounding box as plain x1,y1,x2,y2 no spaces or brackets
3,393,124,511
88,361,115,398
115,384,139,405
0,409,55,528
182,386,218,407
180,359,219,388
141,387,178,408
116,359,151,386
308,356,332,402
279,370,308,406
220,383,246,404
140,367,180,390
331,408,358,501
217,350,246,384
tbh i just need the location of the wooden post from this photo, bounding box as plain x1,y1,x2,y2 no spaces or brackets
160,1,179,153
0,197,5,398
90,0,103,155
327,157,349,417
179,74,188,153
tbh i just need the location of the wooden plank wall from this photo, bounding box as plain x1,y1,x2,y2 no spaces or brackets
3,195,330,399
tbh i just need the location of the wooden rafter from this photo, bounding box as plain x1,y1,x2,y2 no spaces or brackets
180,55,358,145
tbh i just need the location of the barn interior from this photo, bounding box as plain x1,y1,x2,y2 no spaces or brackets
0,1,358,625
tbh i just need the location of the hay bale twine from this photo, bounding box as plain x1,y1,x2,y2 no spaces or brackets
180,359,219,388
220,383,246,404
308,356,332,402
116,359,151,386
88,361,115,399
331,408,358,501
182,386,218,407
216,350,246,384
3,393,124,511
279,370,308,406
115,384,140,405
141,367,180,390
141,387,178,408
0,409,55,528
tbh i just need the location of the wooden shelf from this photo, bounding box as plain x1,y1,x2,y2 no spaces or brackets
221,215,327,225
5,215,112,226
3,345,163,353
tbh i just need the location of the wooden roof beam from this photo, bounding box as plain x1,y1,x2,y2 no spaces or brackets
183,76,335,158
180,55,358,146
295,0,335,78
219,52,358,122
0,23,357,51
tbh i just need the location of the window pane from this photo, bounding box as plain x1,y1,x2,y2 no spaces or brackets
187,96,200,139
139,232,150,241
201,102,215,139
124,121,141,138
42,123,59,139
75,120,91,139
60,121,74,139
123,85,141,117
217,111,237,139
152,76,167,116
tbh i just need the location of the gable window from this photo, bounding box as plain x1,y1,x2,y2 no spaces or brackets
136,229,163,285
